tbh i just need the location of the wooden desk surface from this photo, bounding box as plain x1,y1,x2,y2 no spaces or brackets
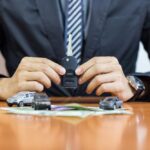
0,100,150,150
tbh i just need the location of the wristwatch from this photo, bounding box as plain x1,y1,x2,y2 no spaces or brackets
127,76,145,101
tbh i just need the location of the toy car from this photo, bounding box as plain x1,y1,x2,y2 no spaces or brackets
7,92,35,107
32,93,51,110
99,97,123,110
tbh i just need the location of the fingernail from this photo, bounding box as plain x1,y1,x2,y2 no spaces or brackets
86,90,91,94
78,78,82,84
76,67,82,75
56,79,61,85
60,68,66,75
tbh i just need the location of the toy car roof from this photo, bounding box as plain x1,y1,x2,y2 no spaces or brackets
17,91,35,94
34,93,49,99
102,97,119,102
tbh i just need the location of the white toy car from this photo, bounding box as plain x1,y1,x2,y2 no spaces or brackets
7,92,35,107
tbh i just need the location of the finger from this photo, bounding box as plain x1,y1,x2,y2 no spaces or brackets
41,58,66,75
76,57,119,75
18,81,44,93
96,82,122,96
21,57,66,75
22,71,51,88
19,63,61,84
79,63,121,84
86,73,118,94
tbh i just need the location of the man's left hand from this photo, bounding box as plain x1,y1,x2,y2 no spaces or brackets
76,57,135,102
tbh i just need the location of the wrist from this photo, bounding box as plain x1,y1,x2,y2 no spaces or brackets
0,77,16,100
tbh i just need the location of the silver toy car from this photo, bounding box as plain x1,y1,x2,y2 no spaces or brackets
7,92,35,107
99,97,123,110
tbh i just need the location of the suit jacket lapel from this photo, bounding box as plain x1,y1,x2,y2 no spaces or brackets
83,0,112,62
84,0,92,39
36,0,112,62
36,0,65,60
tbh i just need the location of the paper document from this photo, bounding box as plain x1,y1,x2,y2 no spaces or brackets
0,104,132,118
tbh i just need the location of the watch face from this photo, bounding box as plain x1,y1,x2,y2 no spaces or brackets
127,76,145,101
135,77,145,91
127,76,145,91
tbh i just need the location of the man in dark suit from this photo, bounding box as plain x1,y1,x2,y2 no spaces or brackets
0,0,149,101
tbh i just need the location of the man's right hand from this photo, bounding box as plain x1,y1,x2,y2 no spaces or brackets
0,57,66,100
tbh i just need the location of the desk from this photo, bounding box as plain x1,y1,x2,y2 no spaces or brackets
0,99,150,150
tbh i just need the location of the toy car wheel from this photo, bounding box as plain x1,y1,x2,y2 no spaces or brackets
18,101,24,107
32,103,35,109
113,105,116,110
46,106,51,110
34,105,39,110
8,104,13,107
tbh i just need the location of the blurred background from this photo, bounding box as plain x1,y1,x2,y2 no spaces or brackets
0,42,150,76
136,43,150,72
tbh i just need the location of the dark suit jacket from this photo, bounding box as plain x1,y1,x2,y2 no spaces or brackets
0,0,150,97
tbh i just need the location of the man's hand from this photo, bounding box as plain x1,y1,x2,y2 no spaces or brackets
0,57,66,100
76,57,135,102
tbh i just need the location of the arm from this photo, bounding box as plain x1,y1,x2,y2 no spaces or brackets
0,57,66,100
75,2,150,102
134,1,150,100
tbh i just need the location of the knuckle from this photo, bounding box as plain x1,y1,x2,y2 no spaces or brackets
41,64,50,73
17,72,24,82
101,85,106,92
111,57,119,64
120,82,125,89
115,83,123,92
21,57,29,63
92,57,99,64
37,73,50,86
17,82,24,91
116,64,122,71
113,64,122,72
20,63,28,70
38,74,45,82
117,74,123,82
37,72,44,78
117,76,125,84
95,76,101,84
42,58,49,64
33,83,43,92
95,65,100,73
114,86,120,92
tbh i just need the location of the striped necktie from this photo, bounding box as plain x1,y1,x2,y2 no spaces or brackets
65,0,83,64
